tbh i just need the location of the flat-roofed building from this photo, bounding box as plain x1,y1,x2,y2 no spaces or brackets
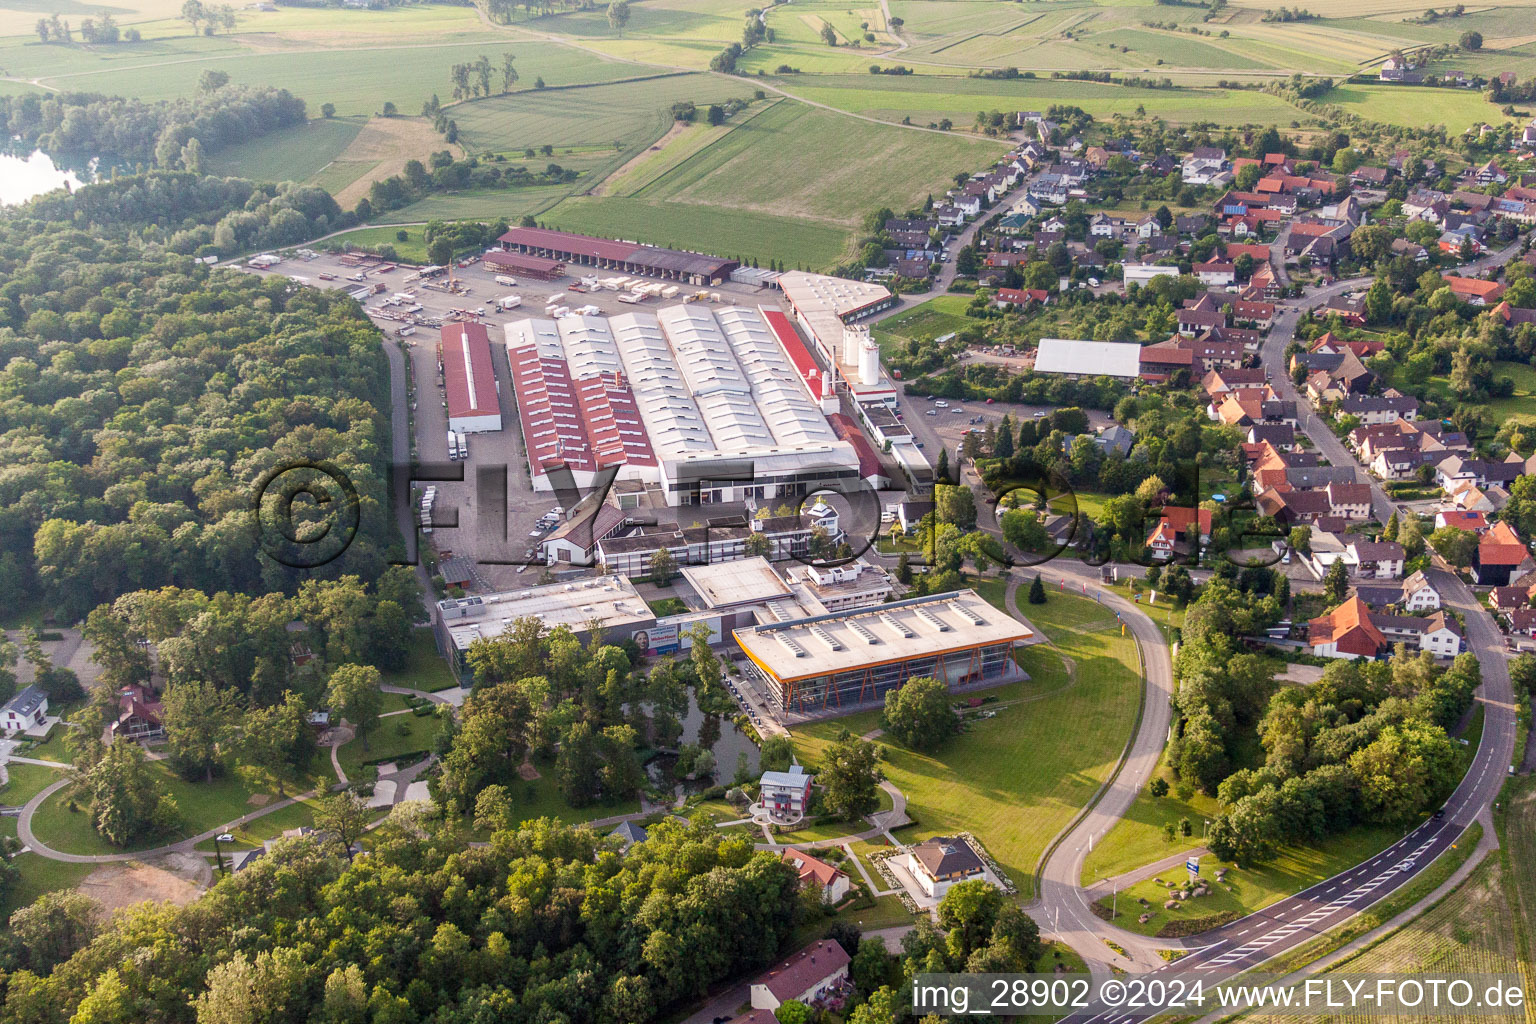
782,561,892,613
433,577,654,682
440,323,502,433
735,590,1036,715
1034,338,1143,379
681,557,792,610
776,272,898,405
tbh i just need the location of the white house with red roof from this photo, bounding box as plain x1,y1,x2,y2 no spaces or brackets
749,940,851,1012
780,849,851,903
1146,507,1212,560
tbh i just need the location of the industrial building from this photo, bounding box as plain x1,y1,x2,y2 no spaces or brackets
1033,338,1143,379
734,590,1036,714
504,302,864,505
774,272,899,406
440,323,503,433
482,250,565,281
432,576,654,681
494,226,737,286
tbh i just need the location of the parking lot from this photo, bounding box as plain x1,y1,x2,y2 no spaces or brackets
895,390,1114,474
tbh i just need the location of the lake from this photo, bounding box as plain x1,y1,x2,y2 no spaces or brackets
0,151,86,206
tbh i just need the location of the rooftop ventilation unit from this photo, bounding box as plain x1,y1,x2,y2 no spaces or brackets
776,633,806,658
809,625,843,652
915,607,951,632
879,613,914,639
952,602,987,627
847,620,880,645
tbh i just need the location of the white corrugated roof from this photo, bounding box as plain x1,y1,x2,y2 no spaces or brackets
1034,338,1142,378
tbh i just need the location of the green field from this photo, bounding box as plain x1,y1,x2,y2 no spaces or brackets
1320,83,1513,131
379,630,460,693
13,32,637,119
337,709,444,778
542,194,851,270
29,763,275,856
775,74,1313,127
1098,825,1408,938
453,74,755,155
626,98,1001,224
0,763,65,809
873,294,981,358
204,116,365,183
791,587,1141,895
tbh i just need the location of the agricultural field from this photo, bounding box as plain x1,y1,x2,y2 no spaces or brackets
452,74,755,157
1319,83,1514,131
791,588,1142,895
617,98,1003,225
774,74,1316,127
540,194,851,269
203,116,365,184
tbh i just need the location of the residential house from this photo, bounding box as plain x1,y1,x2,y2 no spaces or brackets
1436,509,1489,532
1,685,47,734
1183,146,1229,185
749,940,851,1012
782,849,851,903
110,683,164,740
1472,521,1534,586
609,821,648,851
1375,611,1464,657
1436,456,1524,495
905,836,989,899
1444,276,1506,306
759,765,814,820
1195,258,1236,287
1489,585,1534,614
1338,392,1420,425
1309,596,1388,660
1145,506,1212,560
1400,570,1443,612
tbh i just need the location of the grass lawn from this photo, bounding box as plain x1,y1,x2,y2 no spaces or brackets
1081,750,1220,887
648,596,689,616
337,711,443,778
29,764,274,856
0,764,65,808
1095,824,1408,938
379,630,459,692
1319,83,1512,131
203,116,366,183
20,728,73,764
1483,360,1536,427
542,194,851,271
192,798,319,853
500,763,641,826
872,294,982,359
791,588,1141,897
326,225,431,263
791,891,914,949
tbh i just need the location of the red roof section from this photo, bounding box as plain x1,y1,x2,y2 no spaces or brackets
752,940,850,1002
440,323,499,419
1308,596,1387,657
1479,521,1528,566
497,225,639,262
827,413,882,481
761,306,824,395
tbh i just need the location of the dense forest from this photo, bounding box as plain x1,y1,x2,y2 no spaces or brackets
0,817,801,1024
0,85,307,169
0,173,394,622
